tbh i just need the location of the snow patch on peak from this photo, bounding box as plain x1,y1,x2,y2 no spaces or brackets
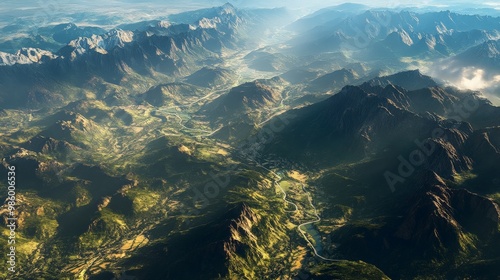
62,23,77,31
198,17,222,29
66,29,134,56
0,48,57,66
399,29,414,46
105,29,134,47
68,35,107,55
17,48,57,62
435,22,451,34
157,21,172,29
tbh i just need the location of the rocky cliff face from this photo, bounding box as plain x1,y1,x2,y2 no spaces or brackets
454,39,500,71
224,204,261,257
24,135,81,155
363,70,438,91
118,192,291,280
37,112,110,149
264,85,447,164
396,180,499,256
422,138,473,178
332,170,500,278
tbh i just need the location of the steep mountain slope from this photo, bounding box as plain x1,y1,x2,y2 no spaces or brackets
201,79,283,124
466,102,500,128
259,70,500,279
141,83,204,107
264,84,457,165
36,111,111,149
368,28,500,59
307,68,359,92
184,66,236,88
40,23,107,44
279,69,320,84
363,69,438,91
332,172,500,279
58,29,135,58
453,39,500,71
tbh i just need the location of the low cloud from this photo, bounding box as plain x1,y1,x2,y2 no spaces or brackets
428,61,500,105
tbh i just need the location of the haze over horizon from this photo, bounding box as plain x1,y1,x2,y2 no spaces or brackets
1,0,499,15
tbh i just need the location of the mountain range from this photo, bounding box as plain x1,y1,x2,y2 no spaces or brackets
0,3,499,280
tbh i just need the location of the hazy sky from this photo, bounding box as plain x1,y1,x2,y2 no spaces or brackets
2,0,499,10
0,0,497,28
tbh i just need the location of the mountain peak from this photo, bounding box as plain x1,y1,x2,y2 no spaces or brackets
55,22,77,31
0,48,57,66
17,48,57,61
481,40,500,57
453,39,500,71
332,2,368,11
307,68,359,91
403,69,422,75
156,20,171,29
201,79,282,122
386,29,414,46
337,85,369,98
185,66,235,88
219,3,237,15
62,29,134,58
221,3,235,10
365,70,438,91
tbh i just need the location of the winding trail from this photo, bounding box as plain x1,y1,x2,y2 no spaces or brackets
244,158,340,261
275,180,299,213
297,184,341,262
